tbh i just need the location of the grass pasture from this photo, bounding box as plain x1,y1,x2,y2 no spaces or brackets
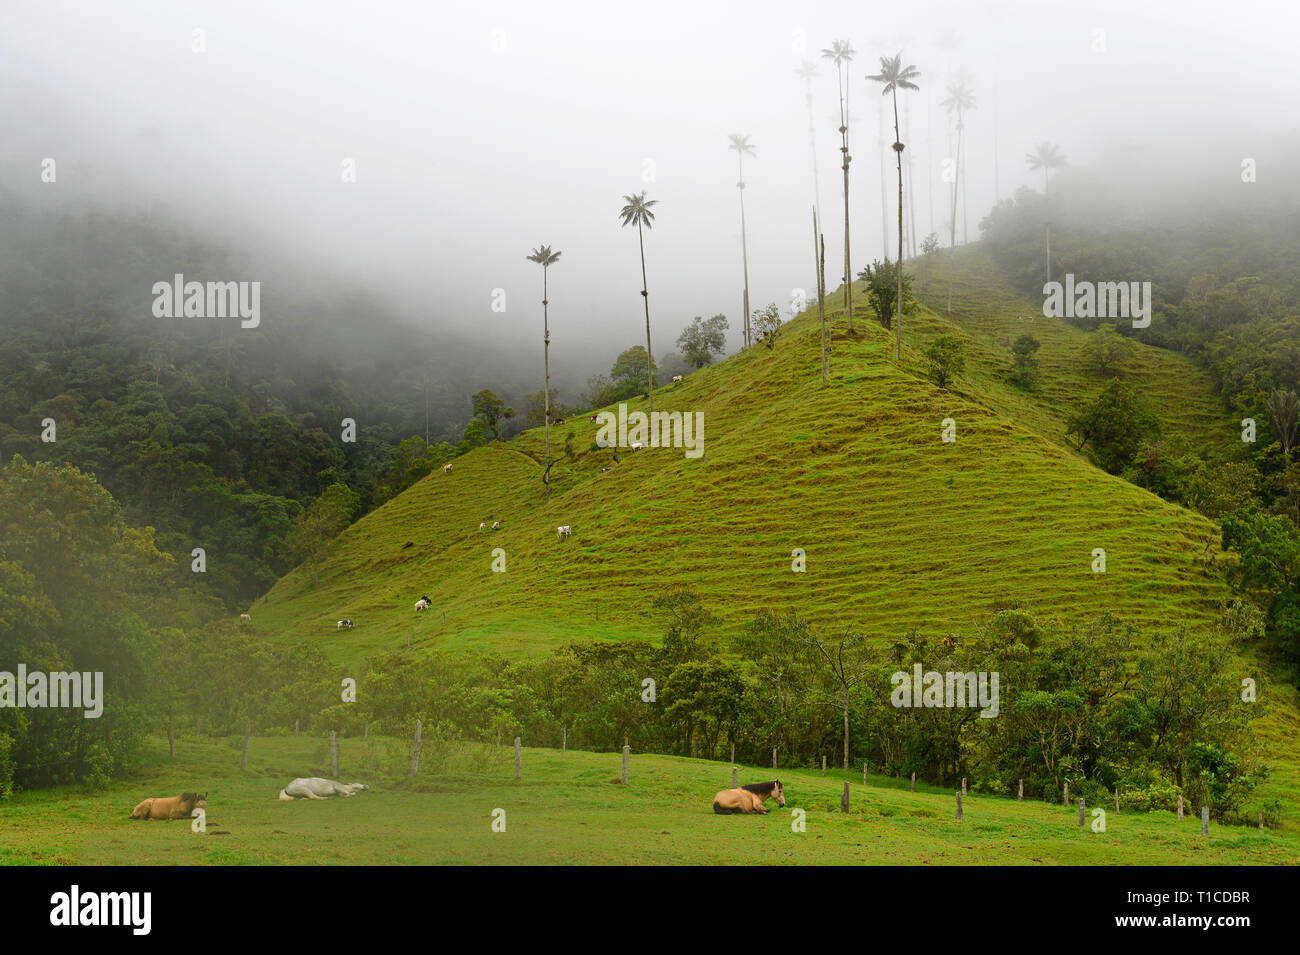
2,735,1296,866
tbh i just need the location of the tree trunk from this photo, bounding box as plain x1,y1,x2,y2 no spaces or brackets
637,223,654,413
543,265,551,502
842,692,850,770
737,151,751,350
894,91,904,360
838,64,853,331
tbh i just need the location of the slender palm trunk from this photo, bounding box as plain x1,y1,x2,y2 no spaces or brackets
893,91,904,360
542,265,551,502
637,223,654,413
737,151,751,350
836,63,853,331
905,99,918,258
946,110,962,314
878,98,889,260
843,693,850,770
814,205,827,384
1044,168,1052,284
804,78,823,246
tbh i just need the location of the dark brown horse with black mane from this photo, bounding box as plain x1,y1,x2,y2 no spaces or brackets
713,780,785,814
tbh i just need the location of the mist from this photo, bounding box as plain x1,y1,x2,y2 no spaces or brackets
2,0,1297,393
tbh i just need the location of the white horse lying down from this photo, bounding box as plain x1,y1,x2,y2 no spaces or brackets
278,777,370,800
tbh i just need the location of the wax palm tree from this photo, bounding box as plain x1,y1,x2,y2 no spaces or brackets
526,244,561,501
619,190,659,412
940,80,976,313
821,39,856,331
1026,141,1067,283
729,134,756,350
869,52,920,361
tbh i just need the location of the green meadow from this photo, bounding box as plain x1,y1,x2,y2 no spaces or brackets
3,735,1295,866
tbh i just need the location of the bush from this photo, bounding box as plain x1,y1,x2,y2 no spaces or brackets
923,336,966,389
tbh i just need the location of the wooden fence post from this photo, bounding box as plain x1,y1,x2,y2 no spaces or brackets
562,727,567,752
731,766,738,788
1078,798,1085,826
330,730,339,778
514,737,522,780
1177,794,1184,822
1018,779,1023,801
772,747,777,769
1201,805,1209,836
241,720,251,770
411,719,422,776
621,744,629,785
168,715,175,759
841,782,850,813
294,719,299,736
822,755,827,777
956,791,963,820
961,777,967,797
1063,782,1068,806
730,742,735,764
911,771,916,793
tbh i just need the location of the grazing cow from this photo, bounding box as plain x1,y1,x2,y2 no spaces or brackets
479,522,487,530
600,467,612,473
557,525,572,540
554,417,566,425
131,792,207,820
239,613,251,625
630,442,644,451
491,521,501,530
337,619,354,631
589,414,601,422
278,778,369,801
672,375,683,382
443,463,454,473
415,597,432,612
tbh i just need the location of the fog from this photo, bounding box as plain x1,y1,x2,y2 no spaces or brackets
2,0,1297,389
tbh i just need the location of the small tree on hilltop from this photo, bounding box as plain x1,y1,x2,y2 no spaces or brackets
677,314,729,369
1081,323,1137,376
753,303,783,349
471,389,514,440
1066,379,1161,473
924,335,966,389
859,258,913,330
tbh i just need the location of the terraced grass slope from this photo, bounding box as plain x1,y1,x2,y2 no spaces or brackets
250,253,1232,665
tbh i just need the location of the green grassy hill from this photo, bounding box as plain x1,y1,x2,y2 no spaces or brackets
4,735,1295,865
250,251,1231,664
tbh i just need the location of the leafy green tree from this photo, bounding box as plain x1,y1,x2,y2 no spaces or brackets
610,346,658,395
677,314,729,368
284,482,360,583
923,335,966,389
1066,379,1161,473
470,389,514,440
752,303,782,350
1081,323,1137,376
859,258,913,330
1010,334,1041,389
1265,388,1300,457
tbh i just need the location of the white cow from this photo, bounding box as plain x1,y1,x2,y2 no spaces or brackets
336,619,354,630
672,375,683,382
630,442,645,451
443,463,454,473
557,525,572,540
492,521,501,530
278,777,370,800
414,598,431,612
479,522,487,530
239,613,251,625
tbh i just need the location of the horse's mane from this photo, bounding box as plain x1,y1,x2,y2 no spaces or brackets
741,780,780,795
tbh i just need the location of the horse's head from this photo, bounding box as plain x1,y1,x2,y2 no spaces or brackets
773,780,785,807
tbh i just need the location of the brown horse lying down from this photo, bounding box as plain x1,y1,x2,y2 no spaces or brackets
130,792,207,820
713,780,784,814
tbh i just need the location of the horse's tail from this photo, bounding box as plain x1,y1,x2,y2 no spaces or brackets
278,789,293,801
713,801,740,814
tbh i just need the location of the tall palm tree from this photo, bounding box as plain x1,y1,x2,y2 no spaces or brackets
821,39,856,331
526,244,561,502
795,60,823,232
869,52,920,361
619,190,659,413
729,134,756,350
1025,141,1067,283
940,80,976,313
